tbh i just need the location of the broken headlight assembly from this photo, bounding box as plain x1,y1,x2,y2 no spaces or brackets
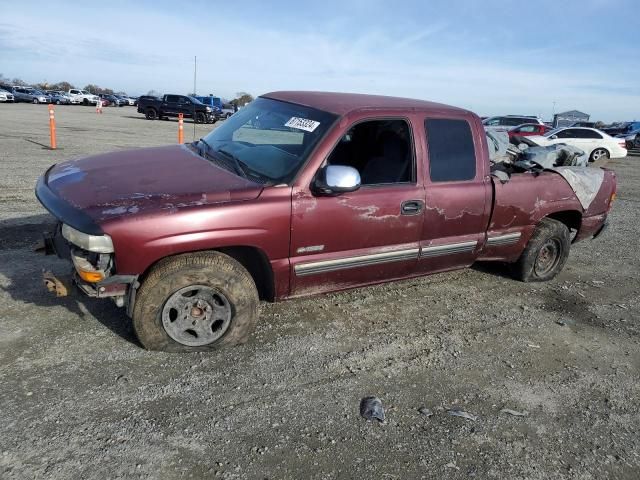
61,224,114,254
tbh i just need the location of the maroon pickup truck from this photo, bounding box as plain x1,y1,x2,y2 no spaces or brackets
36,91,617,352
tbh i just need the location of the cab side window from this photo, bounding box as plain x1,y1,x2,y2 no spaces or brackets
326,119,414,185
426,118,476,182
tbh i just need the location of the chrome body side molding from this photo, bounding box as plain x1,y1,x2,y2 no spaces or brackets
419,240,477,258
294,248,420,276
486,232,521,246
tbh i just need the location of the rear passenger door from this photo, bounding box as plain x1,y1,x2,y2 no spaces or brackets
163,95,180,114
416,116,491,274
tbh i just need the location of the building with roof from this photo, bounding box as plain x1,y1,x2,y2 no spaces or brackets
553,110,590,128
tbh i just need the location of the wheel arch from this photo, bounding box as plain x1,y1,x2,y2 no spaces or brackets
137,246,275,302
543,210,582,242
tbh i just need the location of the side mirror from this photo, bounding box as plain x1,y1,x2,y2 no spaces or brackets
549,135,558,140
313,165,361,195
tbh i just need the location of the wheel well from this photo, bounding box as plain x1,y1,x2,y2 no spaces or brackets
546,210,582,233
590,147,609,158
217,246,275,301
138,247,275,302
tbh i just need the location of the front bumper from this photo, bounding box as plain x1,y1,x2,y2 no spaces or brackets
41,225,137,311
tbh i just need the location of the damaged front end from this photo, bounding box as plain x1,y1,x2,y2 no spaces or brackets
40,223,137,313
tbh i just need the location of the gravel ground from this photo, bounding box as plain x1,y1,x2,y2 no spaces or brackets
0,104,639,479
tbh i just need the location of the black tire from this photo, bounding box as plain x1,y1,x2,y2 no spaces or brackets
32,98,38,104
513,218,570,282
195,112,206,124
83,98,89,106
56,100,61,105
133,252,259,352
145,108,157,120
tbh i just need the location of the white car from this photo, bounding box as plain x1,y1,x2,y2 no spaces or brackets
529,127,627,162
67,89,99,106
0,89,14,102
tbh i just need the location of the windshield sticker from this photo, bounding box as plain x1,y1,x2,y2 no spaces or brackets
285,117,320,132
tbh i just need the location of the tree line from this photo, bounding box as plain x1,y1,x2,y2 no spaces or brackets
1,73,253,105
0,73,123,94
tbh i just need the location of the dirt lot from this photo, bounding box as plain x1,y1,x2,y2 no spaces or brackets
0,103,639,479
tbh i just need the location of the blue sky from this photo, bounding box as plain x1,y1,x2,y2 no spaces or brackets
1,0,638,121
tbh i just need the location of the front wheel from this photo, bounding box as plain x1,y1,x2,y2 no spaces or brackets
32,98,39,104
133,252,259,352
83,98,89,106
512,218,570,282
145,108,157,120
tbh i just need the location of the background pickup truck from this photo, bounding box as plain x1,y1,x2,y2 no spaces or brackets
67,89,99,105
137,94,215,123
36,91,617,352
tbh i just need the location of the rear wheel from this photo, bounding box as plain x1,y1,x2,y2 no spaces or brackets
590,148,609,162
512,218,570,282
145,108,157,120
133,252,259,352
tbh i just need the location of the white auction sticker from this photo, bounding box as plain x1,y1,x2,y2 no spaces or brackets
285,117,320,132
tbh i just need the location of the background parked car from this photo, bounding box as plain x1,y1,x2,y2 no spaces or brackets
508,123,550,139
45,91,72,105
9,87,50,104
99,94,126,107
483,115,544,132
569,121,597,128
617,128,640,150
0,88,15,102
602,121,640,137
117,95,135,106
221,104,235,119
529,127,627,162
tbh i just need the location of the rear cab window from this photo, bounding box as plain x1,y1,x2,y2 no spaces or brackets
425,118,477,182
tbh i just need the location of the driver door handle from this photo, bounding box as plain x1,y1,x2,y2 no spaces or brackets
401,200,424,215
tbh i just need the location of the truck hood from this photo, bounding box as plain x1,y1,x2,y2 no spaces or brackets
44,144,263,225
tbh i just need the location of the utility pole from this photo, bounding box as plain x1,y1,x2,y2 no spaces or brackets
193,55,197,140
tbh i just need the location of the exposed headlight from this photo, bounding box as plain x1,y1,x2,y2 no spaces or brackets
206,106,212,112
62,224,114,253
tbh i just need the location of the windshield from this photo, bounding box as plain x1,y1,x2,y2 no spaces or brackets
200,97,337,184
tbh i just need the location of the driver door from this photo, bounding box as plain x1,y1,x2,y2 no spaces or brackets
289,117,424,297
